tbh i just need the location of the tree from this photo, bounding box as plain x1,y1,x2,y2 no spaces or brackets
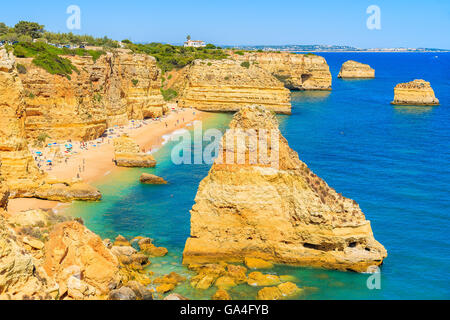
0,22,9,35
186,35,191,41
14,21,44,39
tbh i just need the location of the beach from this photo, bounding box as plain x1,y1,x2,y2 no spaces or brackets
7,107,208,214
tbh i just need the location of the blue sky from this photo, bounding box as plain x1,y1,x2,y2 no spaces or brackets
1,0,449,48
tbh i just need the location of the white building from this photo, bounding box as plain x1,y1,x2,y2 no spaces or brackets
184,40,206,48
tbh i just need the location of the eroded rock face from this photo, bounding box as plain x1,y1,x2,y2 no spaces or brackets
178,59,291,114
338,60,375,79
183,105,387,272
391,79,439,106
43,221,121,298
232,52,332,90
113,135,156,167
18,51,166,142
0,49,45,197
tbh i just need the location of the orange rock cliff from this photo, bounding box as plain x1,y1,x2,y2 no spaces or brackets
183,105,387,272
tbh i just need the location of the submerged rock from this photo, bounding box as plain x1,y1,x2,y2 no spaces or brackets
183,105,387,272
247,272,281,287
140,173,168,185
391,79,439,106
244,257,273,270
278,282,302,297
257,287,282,300
338,60,375,78
213,289,232,301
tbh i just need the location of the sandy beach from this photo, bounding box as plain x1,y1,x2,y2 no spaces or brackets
8,108,208,214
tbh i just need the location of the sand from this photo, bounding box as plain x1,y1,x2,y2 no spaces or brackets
8,108,208,215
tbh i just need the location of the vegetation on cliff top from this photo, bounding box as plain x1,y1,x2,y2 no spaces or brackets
0,21,119,47
126,42,229,73
12,42,105,77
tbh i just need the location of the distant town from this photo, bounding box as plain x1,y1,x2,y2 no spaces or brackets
225,44,449,52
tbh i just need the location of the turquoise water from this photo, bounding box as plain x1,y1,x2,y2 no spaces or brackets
68,53,450,300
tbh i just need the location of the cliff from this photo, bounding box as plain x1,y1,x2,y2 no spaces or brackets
183,105,387,272
391,79,439,106
17,50,166,142
338,60,375,78
113,135,156,167
0,49,46,197
0,49,101,200
178,60,291,114
231,52,332,90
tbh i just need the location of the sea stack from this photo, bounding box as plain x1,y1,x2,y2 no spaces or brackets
178,59,291,114
113,135,156,167
338,60,375,79
183,105,387,272
391,79,439,106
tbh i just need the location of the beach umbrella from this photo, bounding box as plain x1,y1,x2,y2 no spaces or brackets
47,160,52,163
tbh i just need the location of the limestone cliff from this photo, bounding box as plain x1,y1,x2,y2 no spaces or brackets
18,50,166,142
0,49,44,197
391,79,439,106
178,60,291,114
338,60,375,79
231,52,332,90
183,106,387,272
0,49,101,200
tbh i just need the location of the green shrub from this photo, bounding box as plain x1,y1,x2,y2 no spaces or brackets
32,51,78,77
132,79,139,86
234,50,245,56
17,63,27,74
240,61,250,69
12,42,104,76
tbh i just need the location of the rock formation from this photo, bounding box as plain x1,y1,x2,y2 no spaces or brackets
0,49,43,197
0,49,101,200
113,135,156,167
338,60,375,79
178,59,291,114
183,105,387,272
140,173,167,185
17,51,166,142
391,79,439,106
231,52,332,90
43,221,121,298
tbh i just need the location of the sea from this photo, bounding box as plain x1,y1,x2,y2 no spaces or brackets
67,52,450,300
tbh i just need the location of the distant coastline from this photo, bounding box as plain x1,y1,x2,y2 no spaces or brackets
225,45,449,53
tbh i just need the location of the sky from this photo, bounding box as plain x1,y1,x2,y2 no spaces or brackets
1,0,449,48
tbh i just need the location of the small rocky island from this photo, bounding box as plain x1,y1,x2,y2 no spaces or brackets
140,173,167,185
391,79,440,106
113,135,156,167
338,60,375,78
183,105,387,273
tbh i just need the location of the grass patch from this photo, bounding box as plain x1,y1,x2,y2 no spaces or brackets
160,88,178,101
